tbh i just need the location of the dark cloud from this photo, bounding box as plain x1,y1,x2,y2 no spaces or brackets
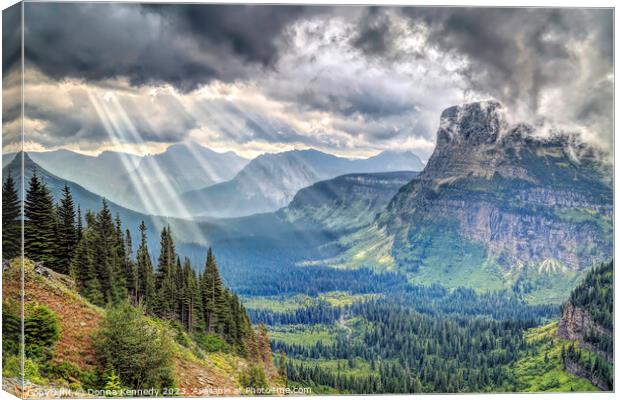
2,3,21,75
146,4,323,67
12,4,613,154
351,8,395,56
22,3,324,92
352,7,613,136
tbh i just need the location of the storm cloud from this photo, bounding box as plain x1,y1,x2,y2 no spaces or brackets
5,3,614,158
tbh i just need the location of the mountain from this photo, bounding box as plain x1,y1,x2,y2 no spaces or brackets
352,150,424,172
116,142,248,215
1,153,234,257
26,149,143,199
280,171,417,234
12,143,248,216
180,149,424,218
330,101,613,303
132,141,247,190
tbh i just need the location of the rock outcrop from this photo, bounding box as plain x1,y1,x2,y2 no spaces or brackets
380,101,612,273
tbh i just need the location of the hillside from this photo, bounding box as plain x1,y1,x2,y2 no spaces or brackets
180,149,423,218
2,258,283,398
10,143,248,217
280,171,417,234
556,261,613,390
329,101,613,303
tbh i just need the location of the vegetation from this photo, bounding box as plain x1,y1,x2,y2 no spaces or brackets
2,173,284,393
510,323,598,392
2,168,21,260
92,302,176,390
568,261,613,331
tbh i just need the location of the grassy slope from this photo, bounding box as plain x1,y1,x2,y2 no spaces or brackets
510,322,598,392
2,258,280,397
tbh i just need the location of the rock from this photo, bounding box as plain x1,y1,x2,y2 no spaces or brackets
379,101,612,273
564,358,611,391
557,303,613,363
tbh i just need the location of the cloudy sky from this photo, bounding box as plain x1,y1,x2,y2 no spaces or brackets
2,3,613,160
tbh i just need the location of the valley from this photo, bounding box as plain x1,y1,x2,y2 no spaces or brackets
2,101,613,394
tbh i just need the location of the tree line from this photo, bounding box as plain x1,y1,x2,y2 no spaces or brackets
2,170,272,361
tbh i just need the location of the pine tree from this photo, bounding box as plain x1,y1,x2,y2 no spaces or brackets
54,184,78,274
2,169,21,260
154,226,178,320
76,205,83,241
257,323,272,367
136,221,155,311
24,169,57,268
70,211,104,306
278,350,288,385
124,229,138,305
92,200,126,305
200,248,227,334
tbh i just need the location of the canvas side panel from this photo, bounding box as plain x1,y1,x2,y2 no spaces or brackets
2,1,24,398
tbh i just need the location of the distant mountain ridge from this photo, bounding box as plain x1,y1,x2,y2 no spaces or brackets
281,171,418,234
8,144,423,219
180,149,424,218
7,142,249,217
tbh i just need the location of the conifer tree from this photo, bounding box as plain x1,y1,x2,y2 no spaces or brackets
24,169,57,268
93,200,126,304
70,211,104,306
257,323,273,367
136,221,155,311
201,248,227,333
124,229,138,304
76,205,83,241
278,351,287,385
154,226,178,320
2,170,21,260
54,184,78,274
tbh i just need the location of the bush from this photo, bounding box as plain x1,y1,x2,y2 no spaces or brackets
92,301,175,390
239,364,268,390
193,332,231,353
24,304,60,362
2,301,21,356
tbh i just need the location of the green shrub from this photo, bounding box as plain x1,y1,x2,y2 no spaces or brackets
193,332,231,353
103,369,123,395
24,304,60,362
93,301,175,390
2,301,21,356
171,322,190,348
2,355,21,378
24,358,47,385
239,364,268,390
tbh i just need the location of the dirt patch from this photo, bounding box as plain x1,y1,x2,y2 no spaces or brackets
3,263,103,370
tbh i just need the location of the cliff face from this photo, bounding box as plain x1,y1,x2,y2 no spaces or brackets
379,101,612,277
557,303,611,344
564,358,611,391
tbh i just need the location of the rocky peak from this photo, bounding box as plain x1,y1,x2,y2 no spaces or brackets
436,100,507,147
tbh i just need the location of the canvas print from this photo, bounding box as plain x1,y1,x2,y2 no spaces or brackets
1,2,614,397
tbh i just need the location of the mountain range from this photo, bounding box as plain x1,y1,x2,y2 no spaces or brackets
6,144,424,218
3,101,612,305
179,149,424,218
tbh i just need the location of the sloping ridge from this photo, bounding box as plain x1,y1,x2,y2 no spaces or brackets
2,259,251,397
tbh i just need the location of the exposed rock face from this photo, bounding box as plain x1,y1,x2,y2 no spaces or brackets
557,303,608,341
380,101,612,273
557,303,613,363
564,358,611,391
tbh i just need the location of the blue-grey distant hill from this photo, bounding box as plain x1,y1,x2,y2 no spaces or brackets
179,149,424,218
